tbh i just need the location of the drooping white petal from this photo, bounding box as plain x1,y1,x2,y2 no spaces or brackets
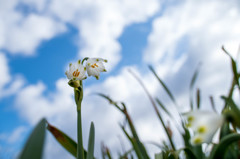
183,111,218,129
65,60,87,80
85,58,107,79
183,110,224,145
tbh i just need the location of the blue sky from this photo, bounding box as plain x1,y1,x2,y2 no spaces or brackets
0,0,240,158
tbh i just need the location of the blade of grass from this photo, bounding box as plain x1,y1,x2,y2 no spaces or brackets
209,133,240,159
101,143,113,159
149,65,177,106
19,118,46,159
156,98,172,118
120,125,144,159
222,46,240,91
121,104,150,159
179,148,198,159
196,88,201,109
221,96,240,128
129,69,176,151
98,94,149,158
119,148,133,159
47,122,77,157
189,63,201,110
209,96,217,112
87,122,95,159
96,93,123,112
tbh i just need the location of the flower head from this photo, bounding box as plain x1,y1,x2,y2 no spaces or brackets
65,60,87,81
86,58,107,80
183,110,224,145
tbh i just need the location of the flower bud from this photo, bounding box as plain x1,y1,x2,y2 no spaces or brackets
68,79,80,88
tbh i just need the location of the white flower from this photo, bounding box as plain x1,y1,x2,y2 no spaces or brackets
183,110,224,145
65,60,87,80
86,58,107,80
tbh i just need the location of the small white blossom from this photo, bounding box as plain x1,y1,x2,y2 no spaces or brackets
183,110,224,145
65,60,87,80
86,58,107,80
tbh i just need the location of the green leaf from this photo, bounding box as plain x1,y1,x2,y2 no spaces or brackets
99,92,149,158
181,127,192,149
87,122,95,159
97,93,123,112
154,152,165,159
158,147,198,159
120,126,144,159
222,46,240,90
122,110,150,159
189,63,201,110
209,133,240,159
129,68,175,151
209,96,217,112
149,65,177,106
101,143,112,159
119,148,133,159
191,145,203,159
47,122,77,157
219,121,231,139
196,88,201,109
221,96,240,128
19,118,46,159
156,98,172,118
182,148,198,159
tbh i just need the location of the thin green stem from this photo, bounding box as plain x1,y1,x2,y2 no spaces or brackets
128,69,176,151
76,80,84,159
77,105,84,159
222,77,235,112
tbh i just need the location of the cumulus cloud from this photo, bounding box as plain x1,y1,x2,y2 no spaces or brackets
15,78,76,158
143,0,240,112
0,126,28,158
7,126,27,144
144,0,240,65
0,53,24,99
0,0,161,68
48,0,161,70
0,0,66,55
15,78,75,125
0,53,10,89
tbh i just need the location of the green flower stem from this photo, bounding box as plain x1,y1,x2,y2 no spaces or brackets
75,80,84,159
77,104,84,159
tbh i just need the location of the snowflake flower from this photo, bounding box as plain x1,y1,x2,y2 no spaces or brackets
86,58,107,80
183,110,224,145
65,60,87,81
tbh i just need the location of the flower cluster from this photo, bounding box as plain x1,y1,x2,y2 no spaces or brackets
183,110,224,145
65,58,107,81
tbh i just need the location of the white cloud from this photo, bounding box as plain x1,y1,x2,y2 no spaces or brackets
143,0,240,111
0,1,66,55
0,0,161,68
0,52,24,99
0,126,28,158
0,53,10,89
15,78,75,125
15,78,76,158
3,14,66,54
7,126,27,144
19,0,48,12
144,0,240,63
48,0,161,70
